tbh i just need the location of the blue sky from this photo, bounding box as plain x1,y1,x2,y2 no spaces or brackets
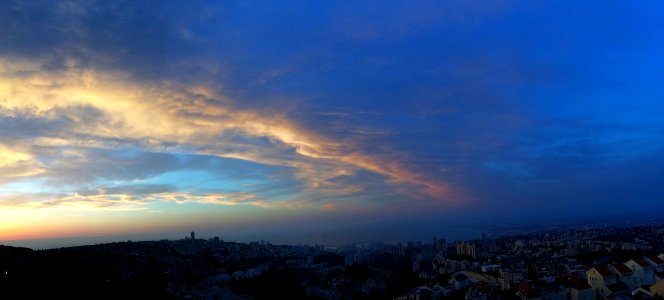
1,0,663,246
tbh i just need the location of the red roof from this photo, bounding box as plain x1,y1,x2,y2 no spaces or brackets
596,266,614,277
612,263,632,274
518,282,538,298
634,258,652,268
648,255,664,265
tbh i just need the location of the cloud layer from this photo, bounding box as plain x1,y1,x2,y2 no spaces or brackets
0,55,450,215
2,0,664,242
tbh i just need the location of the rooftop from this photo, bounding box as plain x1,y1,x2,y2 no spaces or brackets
647,255,664,265
612,263,632,274
596,266,614,277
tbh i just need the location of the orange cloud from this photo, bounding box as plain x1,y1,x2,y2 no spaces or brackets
0,145,45,181
0,57,451,210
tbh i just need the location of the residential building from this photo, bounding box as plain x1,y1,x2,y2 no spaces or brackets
500,268,527,290
587,266,617,299
626,258,656,287
570,278,594,300
645,255,664,272
608,263,637,290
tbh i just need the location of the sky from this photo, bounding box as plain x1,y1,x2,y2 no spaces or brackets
1,1,664,248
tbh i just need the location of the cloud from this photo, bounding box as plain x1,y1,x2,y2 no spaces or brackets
14,190,300,211
0,145,45,182
38,148,181,186
0,57,451,211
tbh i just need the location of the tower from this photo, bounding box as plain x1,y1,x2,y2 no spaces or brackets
191,231,196,240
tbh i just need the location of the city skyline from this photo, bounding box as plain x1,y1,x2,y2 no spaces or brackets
1,1,664,247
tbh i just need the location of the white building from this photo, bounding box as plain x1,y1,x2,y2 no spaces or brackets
626,258,655,287
481,264,500,273
608,263,637,290
645,255,664,272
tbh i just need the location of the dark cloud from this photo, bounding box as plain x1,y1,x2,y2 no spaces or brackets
0,0,227,81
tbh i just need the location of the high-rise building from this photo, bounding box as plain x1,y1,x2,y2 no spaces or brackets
433,236,446,253
191,231,196,240
456,241,479,258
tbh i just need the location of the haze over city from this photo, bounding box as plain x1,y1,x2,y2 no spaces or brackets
1,1,664,249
